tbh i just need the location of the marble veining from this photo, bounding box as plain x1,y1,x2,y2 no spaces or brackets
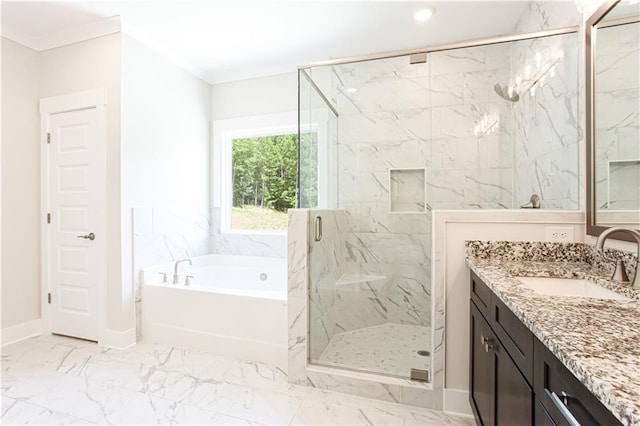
1,335,472,426
465,240,640,426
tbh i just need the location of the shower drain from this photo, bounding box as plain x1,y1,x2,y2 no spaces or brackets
259,273,268,281
417,350,430,357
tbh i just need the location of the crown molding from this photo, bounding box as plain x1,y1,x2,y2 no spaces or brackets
1,16,121,51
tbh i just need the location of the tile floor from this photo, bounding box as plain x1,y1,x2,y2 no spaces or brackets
318,324,431,377
1,335,474,425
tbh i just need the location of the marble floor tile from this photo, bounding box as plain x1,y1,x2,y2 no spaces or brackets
1,335,471,425
318,323,431,377
0,398,95,425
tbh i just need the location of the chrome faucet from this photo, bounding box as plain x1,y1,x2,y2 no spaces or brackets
595,227,640,289
173,258,192,284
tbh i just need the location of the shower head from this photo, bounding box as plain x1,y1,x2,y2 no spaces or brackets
494,83,520,102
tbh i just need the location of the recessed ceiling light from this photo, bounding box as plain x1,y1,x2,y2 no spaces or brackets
414,7,434,22
347,87,358,94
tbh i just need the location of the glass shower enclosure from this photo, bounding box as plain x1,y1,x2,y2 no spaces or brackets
298,30,579,381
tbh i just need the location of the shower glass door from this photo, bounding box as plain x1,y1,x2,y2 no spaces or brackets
302,57,434,380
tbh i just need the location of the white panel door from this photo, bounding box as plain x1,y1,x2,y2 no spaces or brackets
47,107,105,341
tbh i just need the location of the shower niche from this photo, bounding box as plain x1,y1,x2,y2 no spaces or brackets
290,26,579,408
389,168,427,213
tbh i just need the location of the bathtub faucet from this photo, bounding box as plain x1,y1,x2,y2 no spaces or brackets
173,258,192,284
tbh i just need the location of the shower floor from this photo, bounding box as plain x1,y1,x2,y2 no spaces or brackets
317,323,431,378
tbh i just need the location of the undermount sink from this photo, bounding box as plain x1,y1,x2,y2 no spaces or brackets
515,277,631,301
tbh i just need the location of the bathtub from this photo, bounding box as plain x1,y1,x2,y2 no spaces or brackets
141,255,287,369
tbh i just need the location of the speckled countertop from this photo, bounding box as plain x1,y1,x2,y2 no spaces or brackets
465,241,640,426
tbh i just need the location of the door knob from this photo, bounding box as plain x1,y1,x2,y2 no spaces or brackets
77,232,95,241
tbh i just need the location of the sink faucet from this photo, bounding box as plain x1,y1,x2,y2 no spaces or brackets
595,227,640,289
173,258,192,284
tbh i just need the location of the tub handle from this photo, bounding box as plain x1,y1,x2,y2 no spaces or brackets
185,275,194,286
314,216,322,242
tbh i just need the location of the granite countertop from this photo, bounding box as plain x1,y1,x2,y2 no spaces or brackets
465,241,640,426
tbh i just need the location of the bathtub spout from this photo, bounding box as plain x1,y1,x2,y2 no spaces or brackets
173,258,192,284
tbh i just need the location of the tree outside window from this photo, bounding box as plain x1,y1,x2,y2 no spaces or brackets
231,133,298,231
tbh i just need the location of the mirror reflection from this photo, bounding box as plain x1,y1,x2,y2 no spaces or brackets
593,0,640,228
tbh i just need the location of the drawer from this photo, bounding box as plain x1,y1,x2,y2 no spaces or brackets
534,338,622,426
492,296,533,384
470,270,491,318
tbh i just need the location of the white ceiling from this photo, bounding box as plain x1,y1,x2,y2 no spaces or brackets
2,1,553,84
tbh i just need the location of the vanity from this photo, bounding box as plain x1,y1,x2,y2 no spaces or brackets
466,241,639,426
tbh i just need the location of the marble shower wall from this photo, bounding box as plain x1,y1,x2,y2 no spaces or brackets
342,210,433,331
594,22,640,210
332,47,514,211
510,32,580,210
510,1,580,210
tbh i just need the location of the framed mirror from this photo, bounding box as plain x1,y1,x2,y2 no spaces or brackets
586,0,640,238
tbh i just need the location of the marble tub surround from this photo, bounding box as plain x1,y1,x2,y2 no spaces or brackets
465,240,640,425
133,207,213,341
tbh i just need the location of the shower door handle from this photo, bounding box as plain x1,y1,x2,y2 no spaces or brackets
314,216,322,242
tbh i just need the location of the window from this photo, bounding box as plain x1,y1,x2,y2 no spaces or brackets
213,111,322,234
231,133,297,231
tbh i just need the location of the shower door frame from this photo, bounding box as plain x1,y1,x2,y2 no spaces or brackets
298,26,578,70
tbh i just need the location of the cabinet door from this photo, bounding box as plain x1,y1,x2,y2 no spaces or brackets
494,336,533,426
471,301,534,426
470,302,494,426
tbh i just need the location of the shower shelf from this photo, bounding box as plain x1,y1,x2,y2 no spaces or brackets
335,273,386,287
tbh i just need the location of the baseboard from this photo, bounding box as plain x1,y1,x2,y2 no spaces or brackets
1,319,42,347
101,328,136,349
444,388,473,417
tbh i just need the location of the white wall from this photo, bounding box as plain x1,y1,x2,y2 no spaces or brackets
211,72,297,120
1,37,41,330
38,33,126,335
121,35,212,336
122,35,211,212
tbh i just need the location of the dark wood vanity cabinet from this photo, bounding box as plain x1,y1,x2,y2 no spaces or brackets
470,272,533,426
469,271,622,426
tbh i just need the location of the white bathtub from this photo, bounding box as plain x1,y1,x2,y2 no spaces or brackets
141,255,287,369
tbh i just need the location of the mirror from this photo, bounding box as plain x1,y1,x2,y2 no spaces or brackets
587,0,640,237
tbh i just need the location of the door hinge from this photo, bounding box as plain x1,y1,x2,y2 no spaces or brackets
47,213,51,224
47,132,51,144
47,293,52,304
